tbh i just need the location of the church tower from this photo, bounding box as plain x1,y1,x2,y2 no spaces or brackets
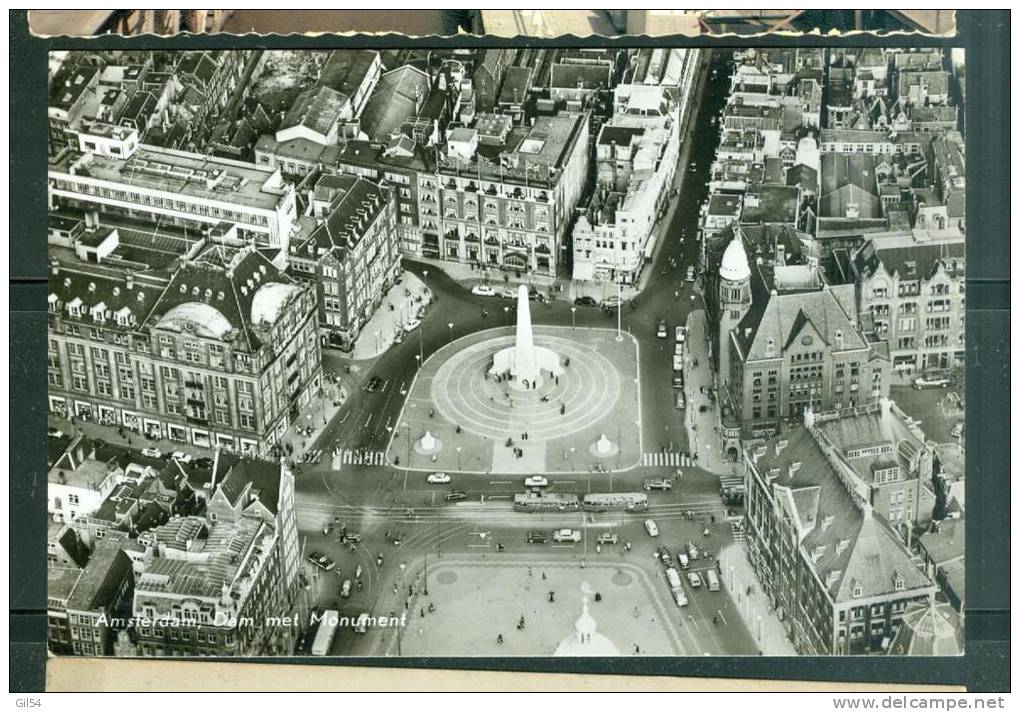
717,232,752,391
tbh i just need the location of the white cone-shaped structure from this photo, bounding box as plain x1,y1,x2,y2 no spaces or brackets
512,285,538,382
490,285,563,383
419,431,437,453
595,434,613,456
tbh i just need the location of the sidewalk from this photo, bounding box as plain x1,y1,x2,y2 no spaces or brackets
718,543,797,656
683,309,735,476
350,271,432,361
48,414,212,460
277,382,348,463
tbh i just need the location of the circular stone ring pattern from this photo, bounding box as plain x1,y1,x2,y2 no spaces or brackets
430,334,622,444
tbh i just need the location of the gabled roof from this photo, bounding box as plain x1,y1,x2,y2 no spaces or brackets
294,175,389,261
359,66,429,141
280,85,347,139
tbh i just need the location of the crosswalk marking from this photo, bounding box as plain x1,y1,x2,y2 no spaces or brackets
337,449,387,466
642,452,694,467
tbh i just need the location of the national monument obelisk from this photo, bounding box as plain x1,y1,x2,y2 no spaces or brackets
490,284,563,385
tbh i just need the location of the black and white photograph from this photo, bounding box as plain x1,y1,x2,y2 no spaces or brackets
38,37,973,663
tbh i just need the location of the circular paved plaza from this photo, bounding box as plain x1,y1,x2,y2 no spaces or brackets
387,327,643,474
430,333,623,443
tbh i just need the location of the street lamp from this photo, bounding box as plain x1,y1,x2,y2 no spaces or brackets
455,445,462,471
503,306,509,328
415,353,421,372
615,276,623,342
404,421,411,469
570,306,576,330
447,322,454,344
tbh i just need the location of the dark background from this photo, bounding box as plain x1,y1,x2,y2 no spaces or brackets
9,9,1010,692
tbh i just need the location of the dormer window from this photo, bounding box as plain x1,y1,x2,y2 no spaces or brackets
67,297,83,318
852,583,863,598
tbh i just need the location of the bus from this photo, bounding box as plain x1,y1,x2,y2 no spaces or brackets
581,492,649,513
513,491,580,512
311,609,339,656
705,569,721,592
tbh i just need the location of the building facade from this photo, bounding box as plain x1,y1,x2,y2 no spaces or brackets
47,236,322,457
290,174,401,348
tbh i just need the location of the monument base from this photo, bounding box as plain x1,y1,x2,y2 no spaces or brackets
490,345,564,386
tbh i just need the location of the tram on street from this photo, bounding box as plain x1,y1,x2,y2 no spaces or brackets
513,491,580,512
581,492,649,513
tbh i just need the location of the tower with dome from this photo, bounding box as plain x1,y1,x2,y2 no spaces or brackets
717,230,752,390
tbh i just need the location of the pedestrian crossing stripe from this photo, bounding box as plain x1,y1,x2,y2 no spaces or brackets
338,449,387,466
641,452,693,467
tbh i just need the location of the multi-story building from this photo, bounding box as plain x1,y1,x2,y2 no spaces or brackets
931,132,965,229
572,84,681,284
714,229,889,444
742,404,937,655
47,431,119,523
417,112,590,278
290,174,400,348
47,532,136,656
48,143,299,253
132,457,299,657
47,230,322,457
850,234,965,375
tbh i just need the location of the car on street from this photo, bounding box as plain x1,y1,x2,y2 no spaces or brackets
596,533,619,545
194,457,214,469
524,475,549,488
644,519,660,537
403,318,422,333
672,587,690,608
307,551,336,572
353,614,369,634
601,296,622,308
527,530,550,544
675,326,686,343
552,528,582,543
913,374,952,390
677,553,690,570
687,540,701,560
643,478,672,491
657,320,668,338
687,572,703,588
672,372,684,389
444,490,468,502
656,546,674,565
141,447,163,459
574,296,598,307
170,451,192,464
685,266,695,282
672,355,684,371
950,422,964,438
471,284,496,297
674,343,684,356
341,533,362,544
675,392,686,410
340,580,352,598
427,472,451,484
366,376,388,393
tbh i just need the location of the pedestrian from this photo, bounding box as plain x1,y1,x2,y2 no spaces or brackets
541,572,547,581
528,566,533,578
548,591,555,602
634,644,641,654
497,634,503,644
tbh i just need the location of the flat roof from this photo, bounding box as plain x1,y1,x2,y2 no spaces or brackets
50,144,288,212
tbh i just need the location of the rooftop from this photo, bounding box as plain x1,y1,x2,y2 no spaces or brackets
279,85,348,139
359,65,430,142
50,144,289,212
740,183,799,225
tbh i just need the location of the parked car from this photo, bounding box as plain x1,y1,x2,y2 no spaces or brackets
674,343,684,356
341,533,362,544
552,528,582,543
194,457,214,469
601,296,622,308
644,519,660,537
672,587,690,608
340,580,352,598
687,572,703,588
672,373,684,389
524,475,549,488
353,614,369,634
675,326,686,342
403,318,422,333
656,546,674,565
677,553,690,570
170,451,192,464
913,375,952,390
471,284,496,297
685,266,695,282
427,472,451,484
574,296,598,307
307,551,336,572
675,392,686,410
657,320,668,338
687,540,701,560
596,532,619,545
444,490,467,502
141,447,163,459
527,530,550,544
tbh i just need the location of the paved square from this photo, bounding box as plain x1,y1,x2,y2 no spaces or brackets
387,327,643,474
384,558,686,656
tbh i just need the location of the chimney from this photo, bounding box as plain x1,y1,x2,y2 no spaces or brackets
51,259,60,276
126,274,134,290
